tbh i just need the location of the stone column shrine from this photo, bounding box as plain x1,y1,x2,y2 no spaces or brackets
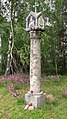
25,11,46,108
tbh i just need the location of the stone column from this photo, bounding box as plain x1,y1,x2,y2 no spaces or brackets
25,30,46,108
25,11,46,108
30,31,41,93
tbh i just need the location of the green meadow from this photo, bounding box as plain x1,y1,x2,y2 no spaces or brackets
0,75,67,119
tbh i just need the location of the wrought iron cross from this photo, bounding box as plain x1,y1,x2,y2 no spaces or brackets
33,1,39,13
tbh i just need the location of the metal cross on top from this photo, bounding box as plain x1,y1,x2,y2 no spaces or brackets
33,1,39,13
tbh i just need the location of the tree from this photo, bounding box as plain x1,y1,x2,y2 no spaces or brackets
0,0,67,75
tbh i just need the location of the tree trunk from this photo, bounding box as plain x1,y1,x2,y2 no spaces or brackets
5,0,15,75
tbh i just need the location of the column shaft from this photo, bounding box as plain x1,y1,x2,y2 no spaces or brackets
30,31,41,93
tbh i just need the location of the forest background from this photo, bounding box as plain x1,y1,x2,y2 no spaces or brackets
0,0,67,76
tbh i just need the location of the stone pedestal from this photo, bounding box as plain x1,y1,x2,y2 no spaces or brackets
25,92,46,108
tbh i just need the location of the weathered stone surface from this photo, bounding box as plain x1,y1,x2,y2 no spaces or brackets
25,29,46,108
25,93,46,108
30,31,41,94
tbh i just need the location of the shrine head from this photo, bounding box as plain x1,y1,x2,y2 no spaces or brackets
26,11,45,31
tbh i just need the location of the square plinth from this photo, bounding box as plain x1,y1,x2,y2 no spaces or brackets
25,93,46,108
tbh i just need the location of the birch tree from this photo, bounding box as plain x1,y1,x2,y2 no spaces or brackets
5,0,19,75
5,0,25,75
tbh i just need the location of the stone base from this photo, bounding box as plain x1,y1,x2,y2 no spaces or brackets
25,92,46,108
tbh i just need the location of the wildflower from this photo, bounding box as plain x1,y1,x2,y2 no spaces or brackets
28,90,33,94
8,85,14,92
64,88,67,95
30,90,33,94
28,103,34,110
29,103,33,106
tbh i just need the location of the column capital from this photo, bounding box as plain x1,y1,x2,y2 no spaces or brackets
29,30,41,39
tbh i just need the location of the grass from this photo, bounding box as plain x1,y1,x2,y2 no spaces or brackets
0,75,67,119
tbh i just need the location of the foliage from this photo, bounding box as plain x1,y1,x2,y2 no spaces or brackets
0,0,67,75
0,74,29,86
0,22,10,75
